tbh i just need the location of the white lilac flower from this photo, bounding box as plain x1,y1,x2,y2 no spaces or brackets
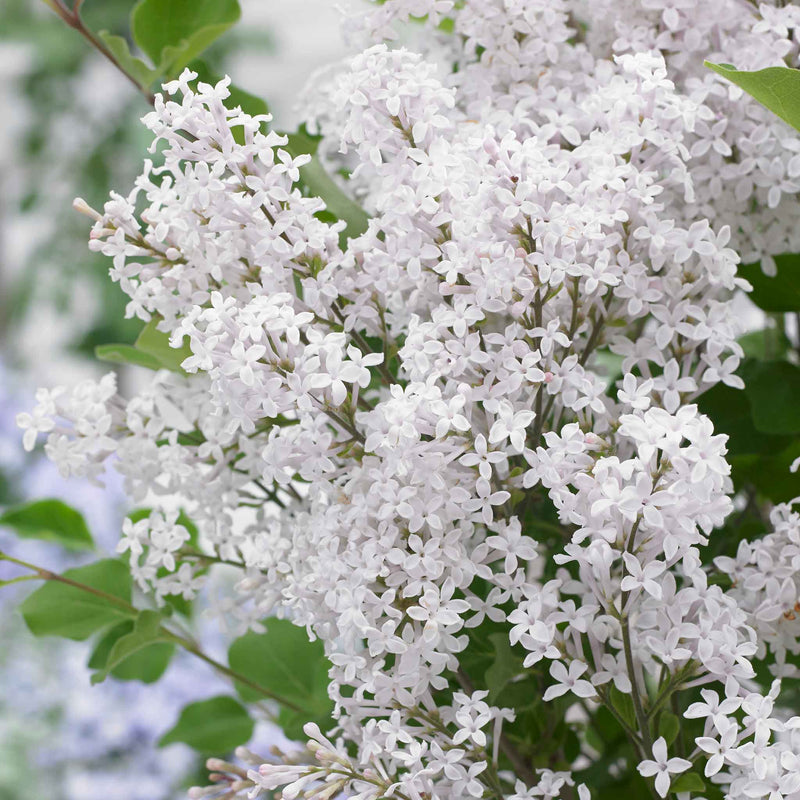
18,1,800,797
636,737,692,797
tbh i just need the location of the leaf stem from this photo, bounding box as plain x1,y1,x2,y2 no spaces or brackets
1,550,305,713
42,0,156,103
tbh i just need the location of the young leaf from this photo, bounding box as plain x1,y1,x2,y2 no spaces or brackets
95,343,163,370
657,711,680,747
21,559,134,640
705,63,800,132
131,0,241,80
0,499,94,551
134,318,192,372
485,632,521,702
90,609,174,684
284,132,370,246
228,619,334,737
670,772,706,794
609,685,637,730
159,695,253,753
96,31,161,90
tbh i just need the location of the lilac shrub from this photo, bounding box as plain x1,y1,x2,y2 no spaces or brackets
12,1,800,799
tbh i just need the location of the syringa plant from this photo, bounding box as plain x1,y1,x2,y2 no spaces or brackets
7,1,800,800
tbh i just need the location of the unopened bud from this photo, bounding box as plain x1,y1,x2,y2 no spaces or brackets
72,197,102,221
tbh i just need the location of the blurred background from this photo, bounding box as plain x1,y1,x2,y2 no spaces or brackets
0,1,346,797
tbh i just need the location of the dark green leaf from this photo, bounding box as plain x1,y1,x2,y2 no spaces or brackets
698,378,788,458
670,772,706,794
134,318,192,372
742,360,800,434
657,711,680,746
21,559,134,640
734,440,800,504
159,695,253,753
0,499,94,551
609,686,636,730
90,609,174,684
132,0,241,79
705,63,800,132
228,619,333,738
95,343,163,370
738,254,800,312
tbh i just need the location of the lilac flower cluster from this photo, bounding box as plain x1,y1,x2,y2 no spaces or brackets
18,1,800,799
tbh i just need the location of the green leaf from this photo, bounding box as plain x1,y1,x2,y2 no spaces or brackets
189,59,269,118
609,685,636,730
742,360,800,435
20,559,134,640
485,632,521,702
134,318,192,372
96,30,160,89
658,711,680,746
697,377,788,458
734,440,800,504
738,254,800,312
89,610,174,684
698,376,791,458
0,499,94,551
132,0,241,79
228,619,333,739
95,343,163,370
593,348,624,388
285,132,370,246
738,327,792,361
670,772,706,794
705,62,800,132
159,695,253,753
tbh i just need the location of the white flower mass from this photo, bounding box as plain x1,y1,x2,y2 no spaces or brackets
16,1,800,799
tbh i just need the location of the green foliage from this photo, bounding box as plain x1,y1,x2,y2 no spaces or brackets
737,326,792,361
739,254,800,312
95,342,164,370
21,559,134,640
97,30,161,90
670,772,707,794
657,711,680,746
159,695,254,753
285,131,370,246
698,358,800,504
742,360,800,434
89,610,175,684
485,632,522,702
228,619,334,739
577,705,650,799
706,63,800,132
608,686,636,730
131,0,241,80
134,317,193,372
0,499,94,551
